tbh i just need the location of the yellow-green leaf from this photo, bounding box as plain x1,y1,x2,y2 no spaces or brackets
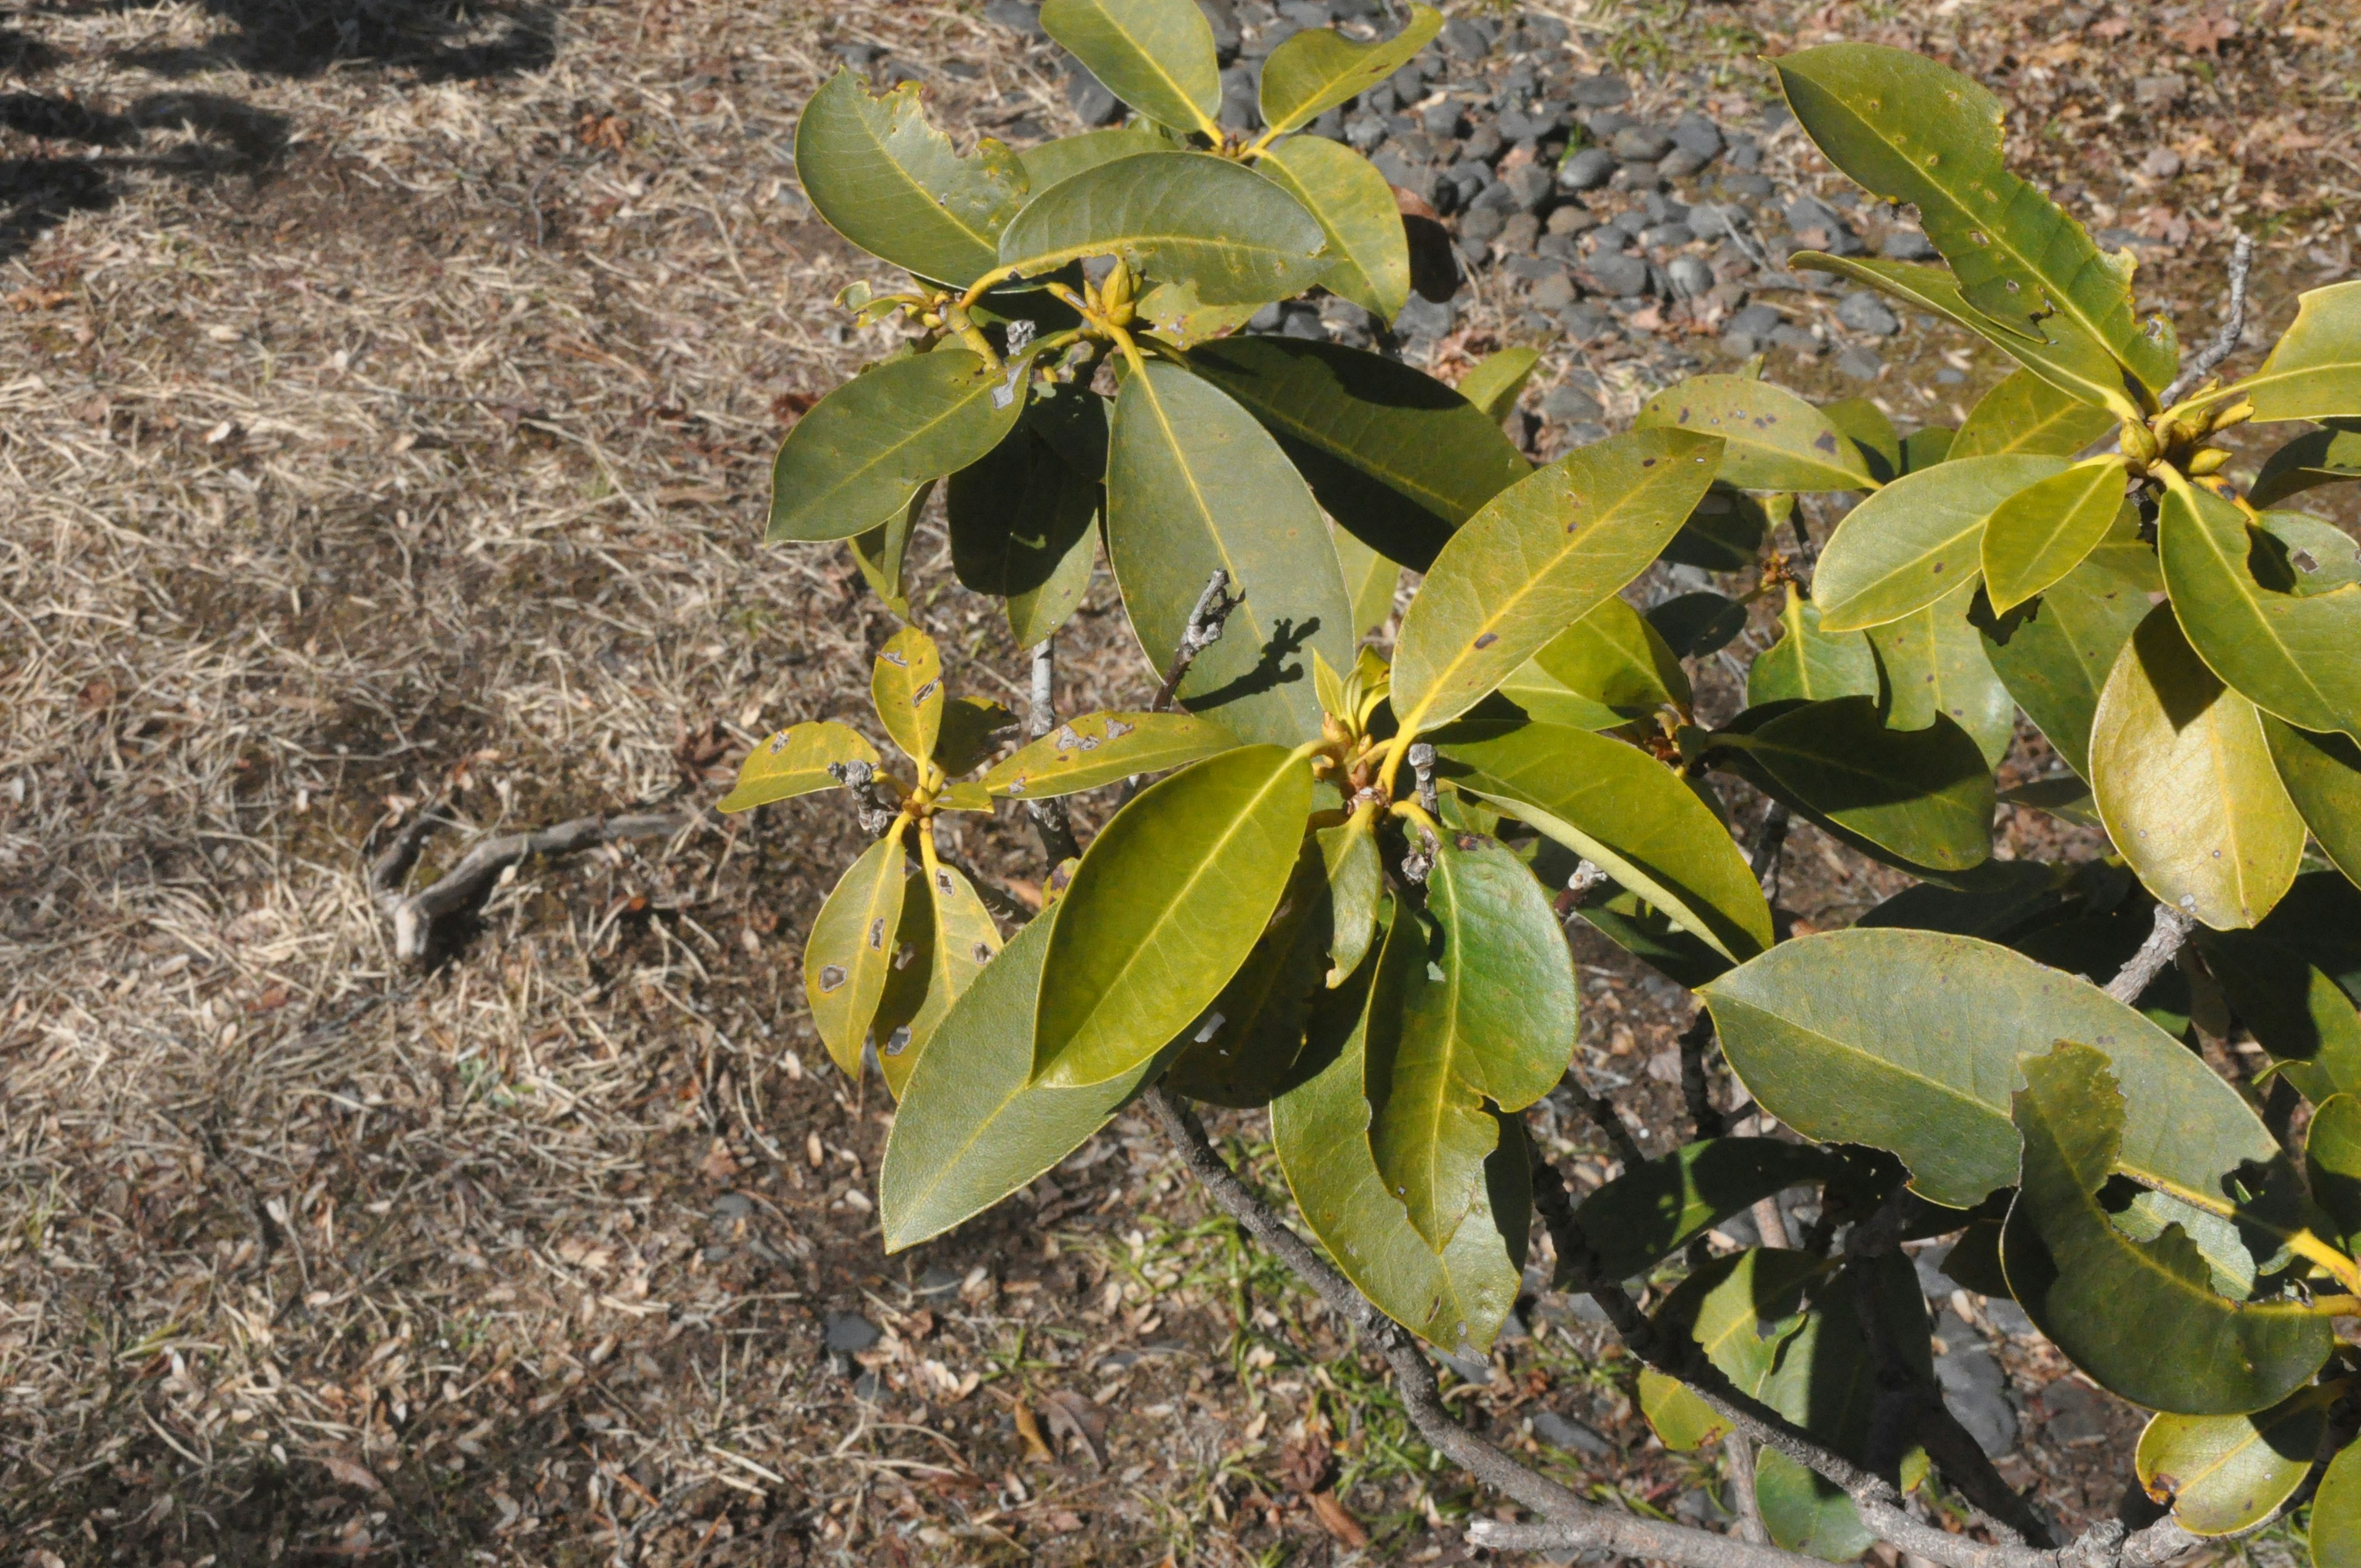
1255,135,1409,322
1792,253,2140,419
1321,809,1382,985
1822,394,1900,483
1952,366,2122,459
1333,523,1401,638
1975,505,2156,779
794,70,1029,287
2218,280,2361,424
1164,836,1336,1106
1106,361,1355,745
2308,1095,2361,1254
1019,125,1172,191
1392,429,1722,734
1033,745,1312,1086
769,349,1027,542
719,720,880,813
2156,470,2361,743
1980,456,2130,613
805,827,911,1075
2248,420,2361,508
2090,605,2304,930
2263,716,2361,889
874,855,1005,1097
1634,374,1873,493
2138,1392,2332,1536
1774,45,2177,394
2311,1440,2361,1568
1813,454,2069,631
1864,582,2015,768
999,152,1331,305
848,479,926,619
1530,594,1691,719
871,625,945,766
1040,0,1222,137
1458,346,1541,424
1256,2,1442,134
984,710,1240,798
934,697,1017,777
1747,584,1880,707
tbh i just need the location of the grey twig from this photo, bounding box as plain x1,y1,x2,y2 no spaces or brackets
1722,1432,1767,1545
2159,231,2256,408
1749,799,1792,900
828,759,902,836
1024,638,1083,865
1149,1088,1826,1568
1150,569,1241,713
1408,742,1438,817
2104,902,2195,1005
373,805,700,961
1680,1012,1725,1140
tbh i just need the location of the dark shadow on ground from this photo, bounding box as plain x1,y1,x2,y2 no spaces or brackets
80,0,562,81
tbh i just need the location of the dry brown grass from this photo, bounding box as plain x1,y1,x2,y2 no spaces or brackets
2,0,2357,1564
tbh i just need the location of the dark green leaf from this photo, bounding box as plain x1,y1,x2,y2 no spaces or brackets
794,70,1029,286
2263,716,2361,889
999,152,1331,304
1574,1138,1842,1282
949,427,1100,647
1019,126,1173,191
719,721,879,813
1773,45,2177,393
1393,429,1722,732
880,908,1168,1251
2202,930,2361,1105
1038,0,1223,137
1704,929,2282,1210
1664,483,1773,571
1034,745,1312,1085
1952,366,2122,460
2090,605,2304,930
2309,1438,2361,1568
1634,374,1873,493
2248,421,2361,509
935,697,1017,777
1574,885,1733,990
2000,1043,2330,1414
1813,455,2070,631
2306,1094,2361,1254
1757,1449,1877,1563
1367,833,1575,1246
770,349,1027,542
1822,394,1900,484
1188,336,1531,571
1257,2,1442,133
1749,585,1881,707
1974,507,2156,780
1650,592,1749,659
1719,697,1995,873
1107,361,1355,745
1856,859,2070,939
1166,837,1337,1105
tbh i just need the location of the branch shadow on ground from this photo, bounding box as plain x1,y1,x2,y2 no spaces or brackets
81,0,563,81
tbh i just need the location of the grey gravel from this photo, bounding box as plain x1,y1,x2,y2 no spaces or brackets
1667,255,1715,298
1438,17,1491,60
916,1265,963,1300
824,1312,882,1355
711,1191,753,1219
1198,0,1241,60
1610,125,1674,162
1559,146,1618,191
1836,290,1901,335
1542,384,1603,422
1769,323,1821,354
1569,71,1631,108
1639,222,1693,248
1533,1411,1615,1456
1064,63,1121,125
1933,1318,2019,1457
1835,345,1884,380
1532,271,1578,312
1588,252,1652,297
2038,1379,2110,1444
1395,293,1453,339
1504,164,1554,211
1881,226,1939,261
1671,111,1724,161
1727,303,1782,337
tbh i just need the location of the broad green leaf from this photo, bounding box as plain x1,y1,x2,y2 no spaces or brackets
1813,454,2070,630
2260,874,2361,1002
805,828,910,1075
1273,900,1527,1350
1459,346,1541,424
794,70,1029,286
1166,837,1335,1106
982,710,1239,798
880,907,1166,1251
2000,1043,2330,1415
948,426,1099,647
1640,1364,1730,1451
2090,606,2304,930
1019,125,1172,191
1999,775,2102,827
1748,584,1880,707
1650,592,1748,660
1439,722,1773,962
1320,810,1382,985
1757,1449,1877,1563
1039,0,1222,137
719,720,879,813
1718,697,1995,873
871,625,944,766
1576,885,1732,990
1975,507,2156,779
848,479,924,619
2218,280,2361,424
1368,833,1575,1246
1134,276,1261,347
1493,661,1622,732
1703,928,2282,1210
770,349,1027,542
1665,483,1774,571
1256,135,1410,322
1188,337,1531,571
1857,858,2070,938
1952,366,2122,460
873,857,1005,1096
1025,378,1110,478
1792,253,2140,418
2312,1440,2361,1568
1822,394,1900,484
1656,1247,1821,1403
1980,456,2132,613
1773,45,2178,394
2157,472,2361,742
1393,429,1722,734
2201,930,2361,1105
2306,1095,2361,1253
1034,745,1311,1085
1634,374,1873,493
999,153,1331,305
1107,362,1355,745
1333,524,1401,638
1900,425,1955,473
1574,1138,1841,1282
1257,2,1442,133
2264,716,2361,888
1530,595,1691,719
1865,582,2015,767
2253,512,2361,598
2249,421,2361,508
934,697,1016,778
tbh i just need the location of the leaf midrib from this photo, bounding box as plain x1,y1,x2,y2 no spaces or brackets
1208,355,1498,520
786,358,996,524
2165,481,2346,729
821,85,1006,266
1749,737,1982,827
1053,0,1216,134
1988,462,2121,604
1133,366,1281,671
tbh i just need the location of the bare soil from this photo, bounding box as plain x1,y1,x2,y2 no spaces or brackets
1,1,2354,1564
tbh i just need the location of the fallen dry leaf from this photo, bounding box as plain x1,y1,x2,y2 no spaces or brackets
1310,1491,1370,1548
319,1455,386,1494
1012,1399,1056,1463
